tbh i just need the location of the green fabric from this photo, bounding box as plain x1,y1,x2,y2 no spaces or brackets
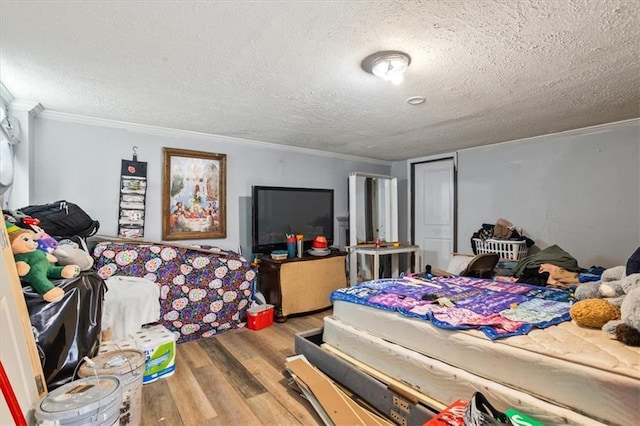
513,244,580,277
505,408,545,426
14,250,65,294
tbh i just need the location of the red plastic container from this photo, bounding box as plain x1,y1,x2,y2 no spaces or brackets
247,305,274,330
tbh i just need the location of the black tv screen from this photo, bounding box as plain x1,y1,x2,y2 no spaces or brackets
252,186,334,254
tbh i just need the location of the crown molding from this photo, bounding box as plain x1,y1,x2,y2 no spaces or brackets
8,99,44,116
37,109,392,166
0,81,15,105
459,117,640,154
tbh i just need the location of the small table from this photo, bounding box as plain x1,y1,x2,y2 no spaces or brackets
348,245,421,286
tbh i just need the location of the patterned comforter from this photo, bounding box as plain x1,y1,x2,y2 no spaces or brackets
331,275,572,339
93,242,255,343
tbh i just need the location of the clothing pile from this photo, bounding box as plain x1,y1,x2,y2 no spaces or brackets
514,245,582,287
513,245,611,289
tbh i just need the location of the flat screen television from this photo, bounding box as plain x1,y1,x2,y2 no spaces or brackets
252,186,334,254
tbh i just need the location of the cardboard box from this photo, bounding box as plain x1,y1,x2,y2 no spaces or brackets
247,304,274,330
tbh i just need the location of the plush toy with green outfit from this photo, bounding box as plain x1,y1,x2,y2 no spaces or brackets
7,223,80,303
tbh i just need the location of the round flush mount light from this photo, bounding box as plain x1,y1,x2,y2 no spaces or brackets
361,50,411,84
406,96,426,105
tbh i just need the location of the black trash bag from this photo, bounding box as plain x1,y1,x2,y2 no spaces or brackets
23,272,106,390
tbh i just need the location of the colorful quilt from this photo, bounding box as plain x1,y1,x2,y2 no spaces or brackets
330,276,572,339
93,242,256,343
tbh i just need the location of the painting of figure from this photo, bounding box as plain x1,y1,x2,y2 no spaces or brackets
162,148,226,240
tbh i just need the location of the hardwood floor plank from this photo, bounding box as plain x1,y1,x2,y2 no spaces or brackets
141,378,185,426
209,328,255,363
140,310,328,425
215,328,320,423
197,336,267,399
179,339,215,369
193,363,263,425
165,352,218,424
244,355,323,425
245,392,303,426
218,327,295,370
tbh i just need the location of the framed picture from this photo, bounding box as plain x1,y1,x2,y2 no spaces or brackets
162,148,226,240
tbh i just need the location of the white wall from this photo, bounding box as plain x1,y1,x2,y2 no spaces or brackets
12,113,639,268
18,115,389,255
456,119,639,268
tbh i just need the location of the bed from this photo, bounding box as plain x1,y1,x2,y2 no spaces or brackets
320,276,640,426
92,241,255,343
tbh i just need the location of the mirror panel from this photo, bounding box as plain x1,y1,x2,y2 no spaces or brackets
349,173,398,245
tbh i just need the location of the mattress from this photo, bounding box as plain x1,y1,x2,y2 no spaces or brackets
328,300,640,426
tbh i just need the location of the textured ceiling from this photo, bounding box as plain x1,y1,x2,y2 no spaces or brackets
1,0,638,161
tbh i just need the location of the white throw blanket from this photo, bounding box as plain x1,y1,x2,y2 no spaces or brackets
103,275,161,340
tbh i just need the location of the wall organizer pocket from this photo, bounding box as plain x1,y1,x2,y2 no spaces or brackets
118,146,148,238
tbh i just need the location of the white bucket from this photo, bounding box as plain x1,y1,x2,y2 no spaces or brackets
35,375,122,425
79,349,145,425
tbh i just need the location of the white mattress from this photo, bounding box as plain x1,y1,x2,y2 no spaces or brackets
328,300,640,426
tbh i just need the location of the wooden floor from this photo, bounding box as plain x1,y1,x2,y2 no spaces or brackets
140,309,328,426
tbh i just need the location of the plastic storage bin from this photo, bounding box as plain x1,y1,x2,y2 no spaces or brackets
473,238,528,261
247,304,274,330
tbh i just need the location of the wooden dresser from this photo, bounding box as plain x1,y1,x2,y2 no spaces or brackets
259,252,347,322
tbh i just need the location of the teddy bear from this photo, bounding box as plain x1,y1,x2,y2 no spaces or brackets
602,275,640,346
8,226,80,303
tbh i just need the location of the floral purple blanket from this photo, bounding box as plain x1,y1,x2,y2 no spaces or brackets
330,275,572,339
93,242,255,343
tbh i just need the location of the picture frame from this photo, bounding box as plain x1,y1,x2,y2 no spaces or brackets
162,147,227,240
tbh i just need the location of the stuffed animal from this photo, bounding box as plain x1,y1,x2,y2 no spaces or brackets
20,217,59,255
574,265,627,305
8,227,80,303
54,239,94,271
602,274,640,346
570,298,620,328
606,286,640,346
572,246,640,345
571,273,640,328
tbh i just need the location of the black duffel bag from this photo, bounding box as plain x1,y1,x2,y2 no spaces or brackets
18,200,99,239
24,272,106,390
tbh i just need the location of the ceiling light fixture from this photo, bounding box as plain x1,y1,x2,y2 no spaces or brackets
361,50,411,84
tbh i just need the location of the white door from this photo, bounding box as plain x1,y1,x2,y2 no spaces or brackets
1,220,45,424
413,158,455,271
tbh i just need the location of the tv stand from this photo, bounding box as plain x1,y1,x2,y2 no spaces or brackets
259,252,347,322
